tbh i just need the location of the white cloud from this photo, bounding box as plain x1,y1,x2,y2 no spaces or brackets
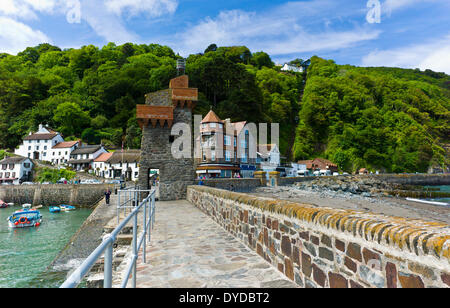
0,17,51,54
105,0,178,17
361,34,450,74
0,0,178,46
174,4,381,57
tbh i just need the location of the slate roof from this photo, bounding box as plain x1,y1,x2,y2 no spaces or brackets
70,145,102,155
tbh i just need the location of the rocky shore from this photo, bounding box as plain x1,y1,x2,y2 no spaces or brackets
252,180,450,225
291,175,450,198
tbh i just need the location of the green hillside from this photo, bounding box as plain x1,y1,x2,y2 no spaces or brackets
0,43,448,173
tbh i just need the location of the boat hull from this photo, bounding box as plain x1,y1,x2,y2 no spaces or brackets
8,219,42,228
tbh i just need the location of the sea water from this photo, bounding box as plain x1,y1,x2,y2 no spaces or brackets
0,206,91,288
424,185,450,205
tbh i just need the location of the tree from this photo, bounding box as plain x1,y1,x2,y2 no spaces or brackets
53,102,90,136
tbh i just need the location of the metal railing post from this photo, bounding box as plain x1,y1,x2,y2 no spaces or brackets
143,198,147,264
104,238,113,288
132,213,138,288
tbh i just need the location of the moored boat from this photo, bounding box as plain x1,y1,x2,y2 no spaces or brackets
49,206,61,213
60,205,76,212
7,210,42,228
0,200,8,209
22,204,32,209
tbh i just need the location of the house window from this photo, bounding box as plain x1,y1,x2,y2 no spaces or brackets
5,172,10,178
203,154,206,161
211,151,216,161
12,172,15,178
210,123,216,128
224,136,231,146
44,146,47,150
218,123,223,129
43,152,46,157
36,146,39,150
202,124,207,129
24,163,30,168
9,164,14,170
2,164,6,170
0,173,2,178
225,151,231,162
28,146,31,150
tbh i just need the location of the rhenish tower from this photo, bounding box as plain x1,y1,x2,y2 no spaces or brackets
136,61,198,201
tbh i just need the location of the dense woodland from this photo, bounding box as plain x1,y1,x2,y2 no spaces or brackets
0,43,448,173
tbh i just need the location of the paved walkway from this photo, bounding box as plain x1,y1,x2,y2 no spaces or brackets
132,200,297,288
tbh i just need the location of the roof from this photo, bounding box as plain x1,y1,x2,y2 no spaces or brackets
201,110,223,124
0,156,30,164
52,141,79,149
108,150,141,164
313,158,337,167
258,144,278,155
297,158,337,169
94,152,113,163
24,133,58,141
71,145,103,155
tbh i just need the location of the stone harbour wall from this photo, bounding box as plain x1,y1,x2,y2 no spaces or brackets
201,178,262,192
0,184,115,207
187,186,450,288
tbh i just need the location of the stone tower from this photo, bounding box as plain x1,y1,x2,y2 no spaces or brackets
136,75,198,200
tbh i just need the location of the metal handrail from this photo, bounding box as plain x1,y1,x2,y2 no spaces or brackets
60,188,156,288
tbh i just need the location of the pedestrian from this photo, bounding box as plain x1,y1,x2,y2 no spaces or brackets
105,189,112,205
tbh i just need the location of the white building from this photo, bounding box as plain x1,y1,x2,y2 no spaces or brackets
281,64,304,73
257,144,281,168
93,150,140,181
93,153,113,178
51,141,80,165
68,145,108,171
15,124,64,161
0,157,33,185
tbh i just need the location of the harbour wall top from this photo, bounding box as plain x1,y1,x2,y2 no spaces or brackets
188,185,450,288
0,184,116,207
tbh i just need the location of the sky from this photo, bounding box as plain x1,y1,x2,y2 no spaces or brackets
0,0,449,73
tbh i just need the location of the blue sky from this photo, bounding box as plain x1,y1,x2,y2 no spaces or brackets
0,0,449,73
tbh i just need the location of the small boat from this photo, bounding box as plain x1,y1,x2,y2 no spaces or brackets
49,206,61,213
60,205,76,212
7,210,42,228
0,200,9,209
22,204,32,209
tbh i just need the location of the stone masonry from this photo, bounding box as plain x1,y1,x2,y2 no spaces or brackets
187,186,450,288
137,75,198,201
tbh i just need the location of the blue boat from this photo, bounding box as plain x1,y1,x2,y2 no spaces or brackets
49,206,61,213
7,210,43,228
60,205,76,212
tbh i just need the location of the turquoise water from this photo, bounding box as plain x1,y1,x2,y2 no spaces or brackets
424,185,450,204
0,206,91,288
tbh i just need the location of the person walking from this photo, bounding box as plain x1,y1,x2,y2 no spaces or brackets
105,189,112,205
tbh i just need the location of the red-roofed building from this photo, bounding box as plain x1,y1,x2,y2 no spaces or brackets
297,158,338,174
51,141,81,165
196,109,256,178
